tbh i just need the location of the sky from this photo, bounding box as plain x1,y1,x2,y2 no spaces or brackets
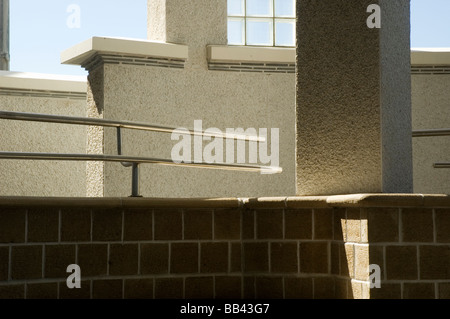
8,0,450,76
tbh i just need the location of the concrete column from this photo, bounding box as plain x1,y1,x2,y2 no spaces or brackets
0,0,10,70
148,0,227,68
296,0,413,195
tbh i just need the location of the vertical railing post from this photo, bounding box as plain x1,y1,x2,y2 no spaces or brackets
131,163,142,197
118,126,141,197
117,127,123,155
117,127,132,167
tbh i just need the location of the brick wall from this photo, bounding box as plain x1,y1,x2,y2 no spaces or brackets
0,195,449,299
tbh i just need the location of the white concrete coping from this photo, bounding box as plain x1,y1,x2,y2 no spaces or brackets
207,45,295,63
0,71,87,92
207,46,450,65
61,37,189,66
411,48,450,65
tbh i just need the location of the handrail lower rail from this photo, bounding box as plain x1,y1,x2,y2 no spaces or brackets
434,163,450,169
0,151,281,173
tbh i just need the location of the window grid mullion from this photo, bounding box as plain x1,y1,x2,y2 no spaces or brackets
244,0,247,45
228,0,295,47
273,0,275,46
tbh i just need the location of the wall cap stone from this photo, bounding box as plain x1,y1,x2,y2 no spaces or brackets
411,48,450,66
207,46,450,66
0,70,87,93
61,37,189,66
0,197,241,209
325,194,426,208
1,194,449,209
207,45,295,64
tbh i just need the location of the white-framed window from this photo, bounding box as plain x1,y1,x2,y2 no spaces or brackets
228,0,296,47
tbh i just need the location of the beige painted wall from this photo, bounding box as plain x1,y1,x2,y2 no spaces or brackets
0,73,87,197
412,74,450,194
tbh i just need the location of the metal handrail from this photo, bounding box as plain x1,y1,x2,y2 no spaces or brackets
434,163,450,169
413,128,450,169
0,110,281,197
0,152,281,173
0,111,265,142
412,129,450,138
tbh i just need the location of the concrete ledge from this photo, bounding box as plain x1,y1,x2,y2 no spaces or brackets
411,48,450,66
207,45,295,63
61,37,189,66
206,47,450,66
1,194,449,209
245,194,449,209
325,194,426,208
246,196,330,209
0,197,242,209
0,71,87,93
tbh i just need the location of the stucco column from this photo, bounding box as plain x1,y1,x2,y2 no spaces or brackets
296,0,413,195
148,0,227,69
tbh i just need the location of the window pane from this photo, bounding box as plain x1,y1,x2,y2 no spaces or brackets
275,19,295,46
247,19,273,46
228,18,245,45
275,0,295,17
247,0,272,17
228,0,245,16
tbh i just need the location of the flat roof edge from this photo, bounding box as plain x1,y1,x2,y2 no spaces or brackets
0,71,87,93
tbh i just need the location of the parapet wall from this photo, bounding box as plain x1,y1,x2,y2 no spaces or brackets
0,194,449,299
0,71,88,197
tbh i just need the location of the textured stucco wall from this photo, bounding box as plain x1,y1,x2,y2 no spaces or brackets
147,0,166,42
412,74,450,194
0,95,87,197
296,0,412,195
86,67,105,198
148,0,227,68
93,63,296,198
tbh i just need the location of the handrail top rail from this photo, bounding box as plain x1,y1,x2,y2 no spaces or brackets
0,110,265,142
